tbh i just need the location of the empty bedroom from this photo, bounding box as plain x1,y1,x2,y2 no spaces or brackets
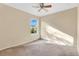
0,3,79,56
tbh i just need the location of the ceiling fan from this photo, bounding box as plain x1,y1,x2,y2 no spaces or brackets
33,3,52,12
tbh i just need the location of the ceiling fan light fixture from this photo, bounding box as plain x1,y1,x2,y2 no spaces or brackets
32,3,52,12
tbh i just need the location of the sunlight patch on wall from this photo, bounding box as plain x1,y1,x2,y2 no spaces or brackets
42,22,74,46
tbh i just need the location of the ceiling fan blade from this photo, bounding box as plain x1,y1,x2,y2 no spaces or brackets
44,5,52,8
40,3,44,7
43,8,48,12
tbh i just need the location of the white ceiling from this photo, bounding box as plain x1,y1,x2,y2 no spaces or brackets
4,3,79,16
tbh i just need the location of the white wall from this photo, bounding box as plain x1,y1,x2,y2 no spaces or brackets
77,7,79,54
0,4,39,50
41,8,77,47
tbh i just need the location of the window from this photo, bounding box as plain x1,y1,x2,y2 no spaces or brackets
30,19,38,34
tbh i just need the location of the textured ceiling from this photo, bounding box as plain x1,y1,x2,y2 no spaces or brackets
5,3,79,16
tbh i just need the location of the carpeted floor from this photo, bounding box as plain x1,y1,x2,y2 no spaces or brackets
0,39,78,56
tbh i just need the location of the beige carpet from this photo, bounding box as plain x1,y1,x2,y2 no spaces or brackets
0,39,78,56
